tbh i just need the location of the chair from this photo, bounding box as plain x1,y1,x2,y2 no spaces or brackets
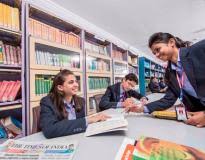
31,106,41,134
93,94,103,112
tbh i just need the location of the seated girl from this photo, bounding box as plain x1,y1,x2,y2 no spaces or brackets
40,69,109,138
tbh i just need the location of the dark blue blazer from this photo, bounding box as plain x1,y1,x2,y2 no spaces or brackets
99,82,144,111
146,39,205,113
40,95,86,139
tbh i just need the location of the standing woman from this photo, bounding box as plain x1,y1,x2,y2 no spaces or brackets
40,69,109,138
133,32,205,127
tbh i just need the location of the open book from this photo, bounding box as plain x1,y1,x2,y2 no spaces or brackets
115,136,205,160
85,115,128,137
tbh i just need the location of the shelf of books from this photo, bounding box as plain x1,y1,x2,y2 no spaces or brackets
0,0,25,143
128,51,139,91
84,31,112,115
87,74,112,115
112,44,128,83
26,5,84,134
139,57,165,95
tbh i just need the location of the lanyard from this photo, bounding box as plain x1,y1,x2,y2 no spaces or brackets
176,71,185,101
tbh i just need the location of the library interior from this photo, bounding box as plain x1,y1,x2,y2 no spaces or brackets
0,0,205,159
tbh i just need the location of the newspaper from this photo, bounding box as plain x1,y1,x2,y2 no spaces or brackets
85,115,128,137
0,139,78,160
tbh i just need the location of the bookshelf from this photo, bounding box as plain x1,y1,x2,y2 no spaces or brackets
26,5,84,134
139,57,165,95
0,0,25,142
84,31,112,115
128,51,139,91
112,44,128,83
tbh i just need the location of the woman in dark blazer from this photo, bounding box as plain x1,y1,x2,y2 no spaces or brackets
40,69,109,138
132,32,205,127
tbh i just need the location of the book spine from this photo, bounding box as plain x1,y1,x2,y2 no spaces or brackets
8,80,21,101
0,3,3,26
1,81,15,102
0,81,9,102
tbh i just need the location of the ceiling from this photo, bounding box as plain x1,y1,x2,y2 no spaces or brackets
51,0,205,57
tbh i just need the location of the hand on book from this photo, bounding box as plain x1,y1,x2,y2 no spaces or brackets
140,97,148,105
122,98,135,108
87,113,111,124
185,111,205,127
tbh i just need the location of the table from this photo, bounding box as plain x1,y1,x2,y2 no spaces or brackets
20,93,205,160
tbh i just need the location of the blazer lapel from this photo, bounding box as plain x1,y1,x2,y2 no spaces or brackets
180,49,198,93
115,82,121,102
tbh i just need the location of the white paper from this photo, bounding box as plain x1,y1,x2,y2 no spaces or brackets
85,116,128,137
0,139,78,160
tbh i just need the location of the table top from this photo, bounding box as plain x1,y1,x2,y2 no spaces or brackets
20,93,205,160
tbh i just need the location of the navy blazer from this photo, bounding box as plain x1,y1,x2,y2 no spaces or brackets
40,95,86,139
99,82,144,111
146,39,205,113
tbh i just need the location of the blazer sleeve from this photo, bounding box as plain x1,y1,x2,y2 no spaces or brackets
40,97,87,139
99,86,118,111
129,90,144,100
146,87,178,113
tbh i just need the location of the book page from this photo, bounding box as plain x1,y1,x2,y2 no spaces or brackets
85,117,128,137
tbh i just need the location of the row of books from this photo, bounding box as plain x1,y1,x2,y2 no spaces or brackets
35,75,54,95
115,77,123,83
29,18,80,49
88,77,110,90
115,136,205,160
87,58,110,72
128,55,138,65
112,50,124,61
0,80,21,103
0,116,22,139
0,3,20,31
114,63,128,74
128,65,138,74
0,41,21,65
35,50,80,68
85,41,108,56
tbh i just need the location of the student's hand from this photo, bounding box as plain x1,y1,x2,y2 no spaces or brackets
87,113,111,124
122,98,134,108
140,97,148,105
185,111,205,127
128,105,144,113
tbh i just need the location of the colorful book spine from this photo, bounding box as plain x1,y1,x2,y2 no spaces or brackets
1,81,16,102
8,80,21,101
0,41,3,64
29,18,81,49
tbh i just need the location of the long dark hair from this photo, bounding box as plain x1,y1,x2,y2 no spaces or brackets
148,32,191,48
49,69,83,117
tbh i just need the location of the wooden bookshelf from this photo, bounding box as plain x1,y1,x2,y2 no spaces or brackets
26,5,84,134
0,0,25,142
30,69,83,102
29,36,83,72
84,31,112,115
0,104,22,112
0,26,21,36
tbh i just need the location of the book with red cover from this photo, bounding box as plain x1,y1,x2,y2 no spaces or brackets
8,80,21,101
0,81,9,102
1,81,15,102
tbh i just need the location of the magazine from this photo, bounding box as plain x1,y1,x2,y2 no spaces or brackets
0,139,78,160
85,115,128,137
115,136,205,160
